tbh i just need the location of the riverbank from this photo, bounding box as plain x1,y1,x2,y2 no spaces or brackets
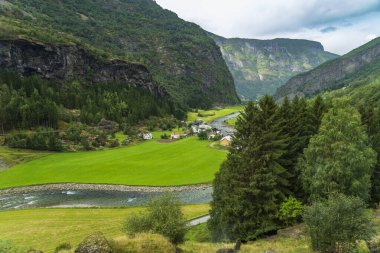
0,182,212,195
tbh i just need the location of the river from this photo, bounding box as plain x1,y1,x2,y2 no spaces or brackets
0,112,240,210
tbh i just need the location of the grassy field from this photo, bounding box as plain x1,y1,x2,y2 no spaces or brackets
0,137,227,189
224,116,239,127
187,105,243,123
0,146,50,169
0,204,210,252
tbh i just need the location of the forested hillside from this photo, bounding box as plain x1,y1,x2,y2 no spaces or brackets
0,0,239,109
211,33,337,100
275,37,380,100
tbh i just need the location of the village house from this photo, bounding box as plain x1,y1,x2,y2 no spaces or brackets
220,135,232,147
170,132,180,139
139,132,153,140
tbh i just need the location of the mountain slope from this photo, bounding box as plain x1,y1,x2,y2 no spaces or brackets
275,37,380,100
0,0,239,108
210,34,337,100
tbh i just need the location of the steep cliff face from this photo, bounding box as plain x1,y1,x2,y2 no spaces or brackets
0,0,239,108
275,37,380,100
0,39,166,97
211,34,337,100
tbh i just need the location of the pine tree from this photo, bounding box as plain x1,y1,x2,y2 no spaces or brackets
299,103,376,202
360,105,380,205
208,96,289,242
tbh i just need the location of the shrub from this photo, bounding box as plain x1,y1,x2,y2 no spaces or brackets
197,131,208,140
109,139,120,148
54,242,72,253
278,196,303,226
161,133,169,139
304,194,374,253
124,193,186,244
0,240,21,253
109,234,176,253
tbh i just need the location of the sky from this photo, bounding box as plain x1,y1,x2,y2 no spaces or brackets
155,0,380,55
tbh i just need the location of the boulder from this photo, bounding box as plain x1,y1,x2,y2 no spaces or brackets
75,233,112,253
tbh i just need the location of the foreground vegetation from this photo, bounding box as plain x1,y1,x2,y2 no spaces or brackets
0,204,209,252
0,137,227,189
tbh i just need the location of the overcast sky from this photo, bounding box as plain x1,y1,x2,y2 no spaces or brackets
155,0,380,55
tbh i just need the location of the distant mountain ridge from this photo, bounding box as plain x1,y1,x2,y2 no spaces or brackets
210,33,337,100
0,0,239,109
275,37,380,100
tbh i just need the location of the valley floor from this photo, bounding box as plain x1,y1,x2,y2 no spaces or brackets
0,204,210,252
0,137,227,189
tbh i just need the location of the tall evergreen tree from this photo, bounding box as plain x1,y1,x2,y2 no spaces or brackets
299,103,376,202
279,96,326,199
208,96,289,242
360,105,380,205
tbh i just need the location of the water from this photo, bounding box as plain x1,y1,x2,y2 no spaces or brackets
210,112,240,136
0,187,213,210
0,114,239,211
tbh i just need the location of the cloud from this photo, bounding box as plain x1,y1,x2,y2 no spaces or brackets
320,26,337,33
155,0,380,54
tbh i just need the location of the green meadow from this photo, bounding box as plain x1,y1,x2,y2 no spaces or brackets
0,204,210,252
187,105,243,123
0,137,227,189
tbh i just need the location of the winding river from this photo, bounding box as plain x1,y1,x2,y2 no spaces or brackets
0,112,240,210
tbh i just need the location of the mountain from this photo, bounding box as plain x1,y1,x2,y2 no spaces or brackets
210,33,337,100
275,37,380,100
0,0,239,109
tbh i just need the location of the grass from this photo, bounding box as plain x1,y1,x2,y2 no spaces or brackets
0,137,227,189
224,116,239,127
0,146,50,169
0,204,209,252
182,224,312,252
187,106,243,123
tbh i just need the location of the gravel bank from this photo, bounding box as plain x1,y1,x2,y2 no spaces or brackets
0,183,212,195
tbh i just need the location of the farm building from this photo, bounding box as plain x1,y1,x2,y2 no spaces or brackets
220,135,232,146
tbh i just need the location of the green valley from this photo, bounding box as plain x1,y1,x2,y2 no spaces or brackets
210,34,337,100
0,137,227,189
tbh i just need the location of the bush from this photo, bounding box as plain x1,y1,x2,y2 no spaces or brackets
109,234,176,253
304,194,374,253
54,242,72,253
109,139,120,148
0,240,21,253
161,133,169,139
278,196,303,226
124,193,186,244
197,131,208,140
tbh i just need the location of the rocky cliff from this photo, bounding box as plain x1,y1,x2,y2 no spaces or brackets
275,37,380,100
210,34,337,100
0,39,166,97
0,0,239,108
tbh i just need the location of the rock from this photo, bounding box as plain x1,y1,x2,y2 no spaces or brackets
75,233,112,253
0,39,166,97
216,249,235,253
275,38,380,100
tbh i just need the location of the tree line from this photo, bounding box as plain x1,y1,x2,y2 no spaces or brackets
209,95,380,252
0,70,177,133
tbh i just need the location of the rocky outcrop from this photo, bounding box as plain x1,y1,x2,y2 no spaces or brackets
210,33,337,100
0,183,212,195
275,37,380,100
75,233,112,253
0,39,166,97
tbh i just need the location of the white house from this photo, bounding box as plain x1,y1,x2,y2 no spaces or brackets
198,124,212,131
171,132,180,139
140,132,153,140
